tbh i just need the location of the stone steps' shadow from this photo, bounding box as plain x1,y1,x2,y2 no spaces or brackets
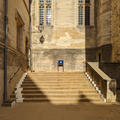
11,74,103,104
11,75,50,103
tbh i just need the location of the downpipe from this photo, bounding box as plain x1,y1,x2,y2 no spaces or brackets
29,0,33,71
3,0,8,103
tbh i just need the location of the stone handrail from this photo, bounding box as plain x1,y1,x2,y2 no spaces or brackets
86,62,116,103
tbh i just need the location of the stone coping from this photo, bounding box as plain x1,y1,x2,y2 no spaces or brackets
87,62,112,81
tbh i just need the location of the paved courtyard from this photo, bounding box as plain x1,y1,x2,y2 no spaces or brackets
0,102,120,120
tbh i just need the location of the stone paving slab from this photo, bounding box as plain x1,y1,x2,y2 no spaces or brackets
0,103,120,120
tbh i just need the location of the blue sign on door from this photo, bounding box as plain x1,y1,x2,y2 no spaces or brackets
58,60,64,66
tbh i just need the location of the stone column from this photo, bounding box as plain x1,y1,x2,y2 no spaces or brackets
90,0,94,26
36,0,39,26
51,0,55,26
75,0,78,27
44,2,46,26
83,0,85,26
107,80,116,103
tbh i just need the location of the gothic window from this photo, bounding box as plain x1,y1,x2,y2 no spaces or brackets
40,0,44,4
46,6,51,25
39,6,44,25
85,0,90,25
39,0,52,25
78,6,83,25
78,0,90,26
46,0,51,3
78,0,83,3
85,6,90,25
78,0,83,25
85,0,90,4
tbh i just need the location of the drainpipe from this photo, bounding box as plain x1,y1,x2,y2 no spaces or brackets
3,0,8,103
29,0,33,71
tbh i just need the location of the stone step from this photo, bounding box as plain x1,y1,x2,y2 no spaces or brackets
22,82,90,85
11,72,103,104
27,74,87,76
25,78,88,80
24,79,89,82
26,77,87,79
22,88,96,91
27,73,86,75
23,81,89,84
29,72,84,75
21,84,92,87
22,98,103,103
21,86,94,89
11,98,103,104
21,84,91,87
21,90,97,94
11,94,101,99
24,79,88,82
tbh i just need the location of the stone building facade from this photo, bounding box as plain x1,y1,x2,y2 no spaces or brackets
94,0,120,90
31,0,120,88
0,0,30,104
0,0,5,104
31,0,95,72
94,0,120,63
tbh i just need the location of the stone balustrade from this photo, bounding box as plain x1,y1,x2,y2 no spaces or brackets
86,62,116,103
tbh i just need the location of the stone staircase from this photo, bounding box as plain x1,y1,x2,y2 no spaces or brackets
11,72,104,104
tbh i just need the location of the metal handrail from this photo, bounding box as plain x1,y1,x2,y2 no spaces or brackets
8,66,21,83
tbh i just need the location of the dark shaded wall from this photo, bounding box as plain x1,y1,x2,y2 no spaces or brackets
85,26,97,62
100,63,120,89
95,0,112,62
0,0,30,104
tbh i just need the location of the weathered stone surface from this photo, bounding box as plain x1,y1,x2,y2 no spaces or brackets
0,0,4,42
0,0,30,104
31,0,96,72
111,0,120,62
95,0,112,47
32,49,85,72
94,0,120,63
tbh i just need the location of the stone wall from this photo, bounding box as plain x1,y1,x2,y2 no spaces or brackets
32,26,86,71
0,0,4,42
85,26,96,62
111,0,120,62
31,0,96,72
0,0,30,104
0,0,4,104
95,0,112,62
95,0,120,101
95,0,120,63
95,0,112,47
8,0,30,51
32,49,85,72
100,63,120,88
